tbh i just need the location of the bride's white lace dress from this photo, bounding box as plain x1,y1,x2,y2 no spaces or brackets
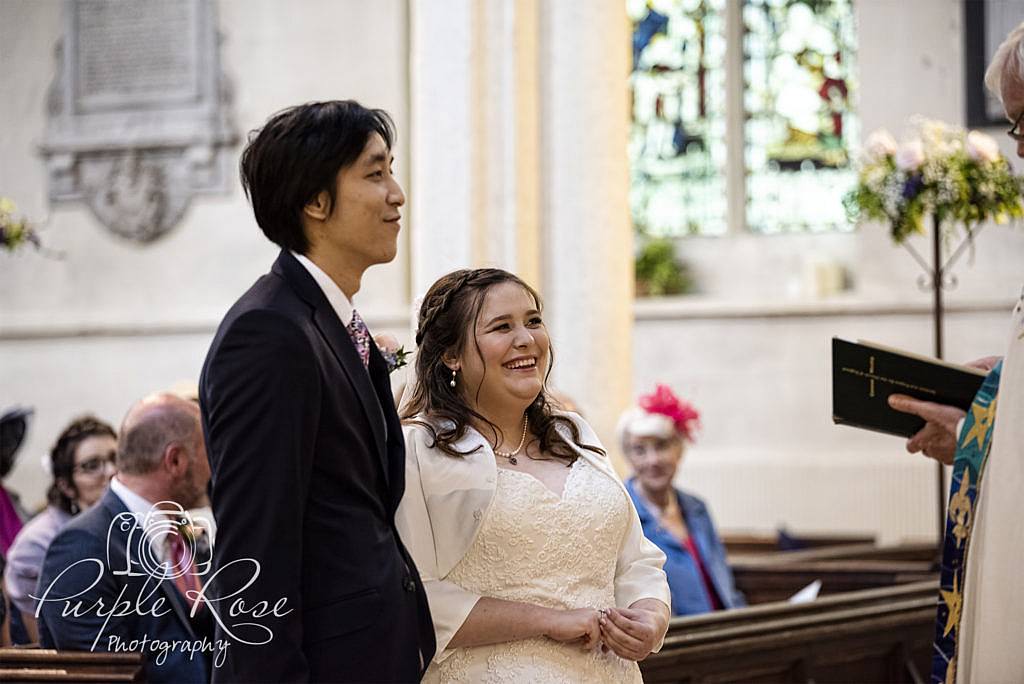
423,458,643,683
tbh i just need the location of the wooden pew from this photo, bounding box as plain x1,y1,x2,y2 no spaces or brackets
733,560,936,605
731,542,938,565
640,580,937,683
730,543,938,605
723,532,876,556
0,649,143,682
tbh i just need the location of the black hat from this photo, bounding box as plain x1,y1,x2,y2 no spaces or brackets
0,406,33,478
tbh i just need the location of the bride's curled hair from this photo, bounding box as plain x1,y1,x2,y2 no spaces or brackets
401,268,603,461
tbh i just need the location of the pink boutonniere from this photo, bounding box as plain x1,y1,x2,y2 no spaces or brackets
374,333,410,374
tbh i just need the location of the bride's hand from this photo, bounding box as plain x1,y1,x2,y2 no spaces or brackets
598,606,667,661
544,608,602,651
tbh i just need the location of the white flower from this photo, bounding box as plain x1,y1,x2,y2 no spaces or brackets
896,140,925,171
865,130,897,160
920,119,952,147
966,130,1001,163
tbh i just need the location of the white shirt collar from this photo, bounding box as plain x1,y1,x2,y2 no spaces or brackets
109,476,158,520
291,251,354,327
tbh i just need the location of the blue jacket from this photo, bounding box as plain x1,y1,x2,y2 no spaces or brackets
36,488,211,683
625,479,745,616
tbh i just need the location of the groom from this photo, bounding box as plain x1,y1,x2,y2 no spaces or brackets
200,101,434,682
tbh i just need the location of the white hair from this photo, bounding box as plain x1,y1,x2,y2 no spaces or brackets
984,21,1024,101
616,407,675,451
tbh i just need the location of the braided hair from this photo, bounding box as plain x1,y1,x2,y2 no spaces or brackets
402,268,603,460
47,416,117,515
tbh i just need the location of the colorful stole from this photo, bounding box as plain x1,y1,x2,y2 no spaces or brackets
932,361,1002,684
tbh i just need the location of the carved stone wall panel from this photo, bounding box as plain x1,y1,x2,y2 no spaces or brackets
40,0,236,244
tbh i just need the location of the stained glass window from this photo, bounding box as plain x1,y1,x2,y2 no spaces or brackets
743,0,859,234
628,0,728,237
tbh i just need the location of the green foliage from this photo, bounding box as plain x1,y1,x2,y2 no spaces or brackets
635,238,695,296
0,198,40,253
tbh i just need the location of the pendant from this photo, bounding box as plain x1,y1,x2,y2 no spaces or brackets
508,455,518,465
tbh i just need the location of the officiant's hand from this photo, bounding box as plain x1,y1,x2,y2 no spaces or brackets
888,395,965,465
544,608,602,651
598,603,668,661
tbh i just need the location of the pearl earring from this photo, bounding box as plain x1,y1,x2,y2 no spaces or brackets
450,368,457,388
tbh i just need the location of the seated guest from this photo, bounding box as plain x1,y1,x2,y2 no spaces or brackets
619,385,745,616
4,415,116,643
1,557,8,645
1,406,34,646
1,407,33,555
37,393,212,684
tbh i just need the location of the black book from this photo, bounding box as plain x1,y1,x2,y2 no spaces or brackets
831,337,987,438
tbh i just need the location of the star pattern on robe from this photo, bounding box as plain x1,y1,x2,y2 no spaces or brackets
940,572,962,638
947,469,972,548
962,398,997,450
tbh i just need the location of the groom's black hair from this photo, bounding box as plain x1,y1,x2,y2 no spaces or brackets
239,100,396,254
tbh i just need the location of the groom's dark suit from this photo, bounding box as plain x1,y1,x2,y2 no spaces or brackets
200,250,434,683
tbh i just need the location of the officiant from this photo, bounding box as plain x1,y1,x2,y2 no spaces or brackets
888,21,1024,683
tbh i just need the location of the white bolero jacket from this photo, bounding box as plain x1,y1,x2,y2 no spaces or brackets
395,411,671,663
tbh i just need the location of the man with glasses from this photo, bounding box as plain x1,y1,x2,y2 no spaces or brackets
887,22,1024,684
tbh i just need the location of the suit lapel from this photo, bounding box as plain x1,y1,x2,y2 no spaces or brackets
312,307,389,480
155,554,199,641
368,345,406,503
103,491,198,640
273,251,389,483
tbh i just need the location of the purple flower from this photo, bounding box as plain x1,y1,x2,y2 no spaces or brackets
902,174,924,199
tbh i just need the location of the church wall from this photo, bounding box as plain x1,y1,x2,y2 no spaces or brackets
0,0,412,506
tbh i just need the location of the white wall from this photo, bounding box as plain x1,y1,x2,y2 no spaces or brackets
0,0,412,506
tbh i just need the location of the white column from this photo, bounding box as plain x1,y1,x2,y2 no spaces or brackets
409,0,478,300
538,0,633,458
409,0,543,300
410,0,632,455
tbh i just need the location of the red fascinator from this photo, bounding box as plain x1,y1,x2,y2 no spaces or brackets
638,384,700,442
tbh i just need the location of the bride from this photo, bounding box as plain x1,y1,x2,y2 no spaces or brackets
396,268,670,682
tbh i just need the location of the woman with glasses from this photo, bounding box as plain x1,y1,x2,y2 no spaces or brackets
618,385,745,616
3,415,116,642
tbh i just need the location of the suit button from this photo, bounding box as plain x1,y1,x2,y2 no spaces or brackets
403,577,416,592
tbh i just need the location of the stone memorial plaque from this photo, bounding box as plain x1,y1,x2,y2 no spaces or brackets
74,0,199,110
41,0,236,243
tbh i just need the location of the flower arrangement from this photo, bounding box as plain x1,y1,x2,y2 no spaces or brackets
374,333,410,374
843,118,1024,243
638,384,700,442
0,198,40,253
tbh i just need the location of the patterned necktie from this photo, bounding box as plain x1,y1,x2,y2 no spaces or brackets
166,531,203,612
347,308,371,369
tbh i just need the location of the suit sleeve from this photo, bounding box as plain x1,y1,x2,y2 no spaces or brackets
35,528,122,651
201,309,321,683
394,428,481,664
